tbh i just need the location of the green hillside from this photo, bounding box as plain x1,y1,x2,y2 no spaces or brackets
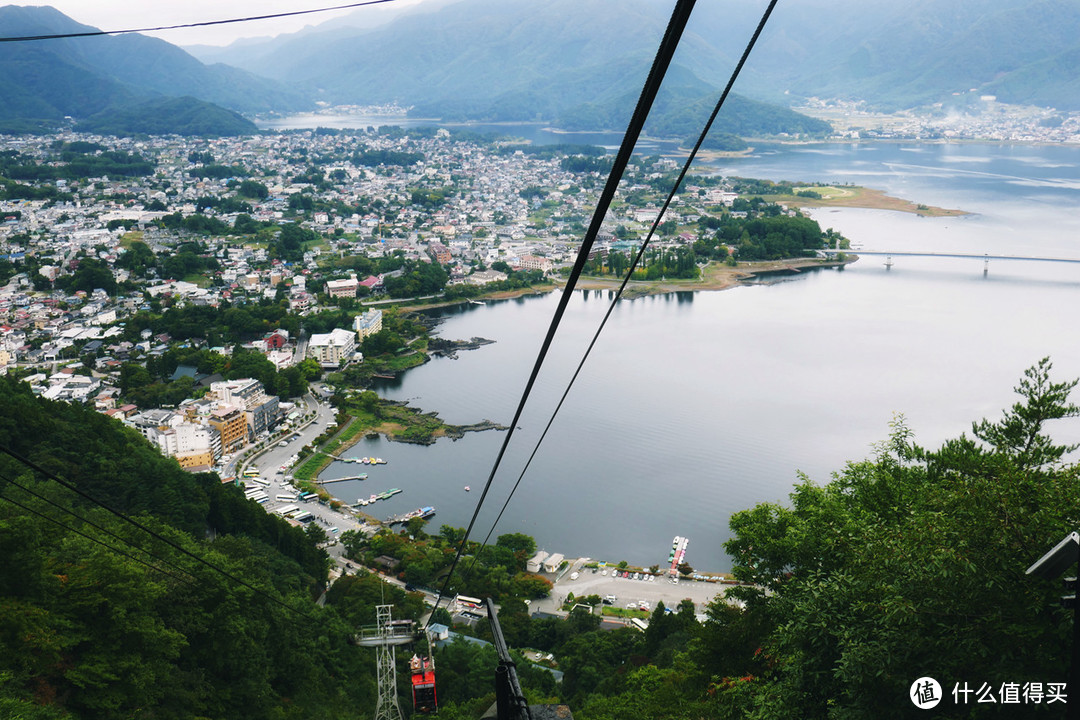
77,97,259,137
0,376,372,718
0,4,308,134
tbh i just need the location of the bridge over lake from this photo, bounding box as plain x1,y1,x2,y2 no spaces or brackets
818,249,1080,270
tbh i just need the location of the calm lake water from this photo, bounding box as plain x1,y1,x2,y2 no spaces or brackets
320,140,1080,572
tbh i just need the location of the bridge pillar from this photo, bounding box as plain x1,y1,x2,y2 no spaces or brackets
885,255,893,270
984,255,990,277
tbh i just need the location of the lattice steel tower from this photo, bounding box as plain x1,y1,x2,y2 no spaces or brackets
354,604,414,720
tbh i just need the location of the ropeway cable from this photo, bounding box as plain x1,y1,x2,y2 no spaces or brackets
0,0,398,43
0,475,193,584
425,0,700,632
0,444,314,617
0,468,198,583
466,0,783,577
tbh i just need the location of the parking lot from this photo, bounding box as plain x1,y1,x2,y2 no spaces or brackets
530,559,732,619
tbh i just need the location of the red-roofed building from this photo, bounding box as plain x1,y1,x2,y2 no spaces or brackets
263,330,288,350
359,275,383,292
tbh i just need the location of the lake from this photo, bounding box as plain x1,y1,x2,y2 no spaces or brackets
320,140,1080,572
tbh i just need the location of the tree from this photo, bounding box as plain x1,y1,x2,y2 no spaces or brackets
717,360,1080,719
116,241,157,277
405,516,429,538
971,357,1078,470
357,390,381,419
496,533,536,570
237,179,269,200
62,258,116,295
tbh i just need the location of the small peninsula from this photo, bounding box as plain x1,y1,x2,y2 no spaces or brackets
769,185,967,217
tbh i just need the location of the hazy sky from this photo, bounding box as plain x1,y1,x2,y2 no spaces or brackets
26,0,427,47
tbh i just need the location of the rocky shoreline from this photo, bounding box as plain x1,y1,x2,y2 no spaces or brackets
428,336,496,359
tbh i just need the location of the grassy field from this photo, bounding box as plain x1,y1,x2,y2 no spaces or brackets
601,606,651,620
181,273,213,288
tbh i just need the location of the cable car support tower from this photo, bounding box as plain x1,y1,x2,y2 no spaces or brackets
355,604,415,720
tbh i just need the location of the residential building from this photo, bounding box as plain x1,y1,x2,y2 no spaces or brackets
542,553,565,573
429,242,452,264
359,275,383,293
467,270,508,285
210,378,280,438
353,308,383,340
209,405,247,454
325,276,359,299
527,551,550,574
308,328,357,368
515,255,553,272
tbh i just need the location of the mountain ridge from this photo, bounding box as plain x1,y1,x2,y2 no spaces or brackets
0,4,304,135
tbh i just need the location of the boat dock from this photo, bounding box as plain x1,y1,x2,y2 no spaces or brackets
387,506,435,525
319,474,368,484
333,456,387,465
352,488,402,508
668,536,689,576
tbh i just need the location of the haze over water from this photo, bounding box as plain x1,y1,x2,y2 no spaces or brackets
321,141,1080,572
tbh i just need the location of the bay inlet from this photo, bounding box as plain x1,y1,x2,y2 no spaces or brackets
319,141,1080,571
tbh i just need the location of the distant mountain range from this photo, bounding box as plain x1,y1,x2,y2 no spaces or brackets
688,0,1080,111
195,0,1080,114
185,0,832,142
0,5,302,135
2,0,1079,138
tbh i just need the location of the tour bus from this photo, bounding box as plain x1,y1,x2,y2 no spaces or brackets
454,595,483,611
298,492,315,501
630,618,649,631
293,512,315,524
274,505,301,517
276,493,297,502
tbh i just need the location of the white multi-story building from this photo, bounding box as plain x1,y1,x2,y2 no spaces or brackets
515,255,553,272
308,328,357,368
353,308,383,339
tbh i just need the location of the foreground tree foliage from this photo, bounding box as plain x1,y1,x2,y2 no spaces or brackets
0,378,378,718
716,358,1080,718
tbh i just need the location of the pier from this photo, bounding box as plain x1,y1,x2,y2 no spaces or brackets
351,488,402,508
326,455,387,465
387,507,435,525
319,474,368,484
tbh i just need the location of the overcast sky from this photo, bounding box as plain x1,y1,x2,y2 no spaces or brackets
26,0,427,47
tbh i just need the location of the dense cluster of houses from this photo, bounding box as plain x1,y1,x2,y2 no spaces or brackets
0,127,737,474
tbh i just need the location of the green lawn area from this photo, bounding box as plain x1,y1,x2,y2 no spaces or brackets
601,606,650,620
119,231,144,247
181,273,212,288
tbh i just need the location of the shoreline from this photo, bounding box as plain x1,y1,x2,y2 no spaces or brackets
567,257,854,297
400,259,854,310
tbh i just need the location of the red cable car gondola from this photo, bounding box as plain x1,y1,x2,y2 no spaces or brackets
410,654,437,713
